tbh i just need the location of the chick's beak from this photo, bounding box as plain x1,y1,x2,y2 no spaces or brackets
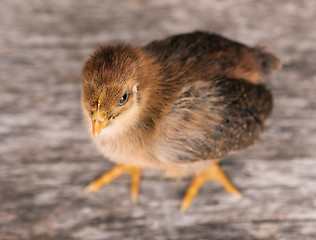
92,119,109,138
91,110,112,138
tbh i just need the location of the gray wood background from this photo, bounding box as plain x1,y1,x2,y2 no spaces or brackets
1,1,315,239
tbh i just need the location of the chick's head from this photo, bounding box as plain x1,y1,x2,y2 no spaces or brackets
81,45,146,137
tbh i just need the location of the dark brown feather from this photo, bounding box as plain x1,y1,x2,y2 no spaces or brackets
144,31,282,84
158,78,272,163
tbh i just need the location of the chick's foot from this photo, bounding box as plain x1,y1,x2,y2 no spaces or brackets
181,162,242,212
84,164,142,202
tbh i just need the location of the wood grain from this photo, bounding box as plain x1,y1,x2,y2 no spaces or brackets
1,0,316,239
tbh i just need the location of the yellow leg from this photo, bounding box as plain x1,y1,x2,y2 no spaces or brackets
130,166,141,202
181,161,242,213
84,164,142,202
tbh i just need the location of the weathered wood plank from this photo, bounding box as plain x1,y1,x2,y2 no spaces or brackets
1,0,316,239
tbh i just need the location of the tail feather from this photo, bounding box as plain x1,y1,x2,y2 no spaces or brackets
254,48,283,75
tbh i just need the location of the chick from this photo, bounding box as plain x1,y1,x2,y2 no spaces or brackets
82,31,281,212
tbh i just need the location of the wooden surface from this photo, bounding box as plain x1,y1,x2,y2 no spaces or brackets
1,1,316,239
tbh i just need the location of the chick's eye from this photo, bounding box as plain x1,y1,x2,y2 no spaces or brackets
118,90,130,106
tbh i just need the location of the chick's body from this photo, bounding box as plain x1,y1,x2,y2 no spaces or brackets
82,32,281,206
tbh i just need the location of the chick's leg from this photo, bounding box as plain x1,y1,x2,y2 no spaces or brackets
84,164,141,202
181,161,242,212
